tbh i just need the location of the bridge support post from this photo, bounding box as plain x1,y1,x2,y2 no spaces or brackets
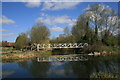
37,44,40,51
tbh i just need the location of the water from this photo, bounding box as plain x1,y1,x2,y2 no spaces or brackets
2,54,120,78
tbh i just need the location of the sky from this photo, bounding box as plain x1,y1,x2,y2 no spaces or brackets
1,2,118,42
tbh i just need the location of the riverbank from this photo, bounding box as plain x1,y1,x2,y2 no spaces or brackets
1,50,52,62
1,47,120,63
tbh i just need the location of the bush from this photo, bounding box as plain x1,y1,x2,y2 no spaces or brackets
82,44,102,53
102,36,118,46
90,72,118,78
2,41,8,47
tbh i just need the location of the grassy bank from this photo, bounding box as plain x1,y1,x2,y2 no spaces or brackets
1,46,120,62
1,47,52,62
90,72,119,79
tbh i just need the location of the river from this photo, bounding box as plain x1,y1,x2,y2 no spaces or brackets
2,54,120,78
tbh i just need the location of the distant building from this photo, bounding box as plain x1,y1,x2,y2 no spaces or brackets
7,42,15,47
1,41,15,47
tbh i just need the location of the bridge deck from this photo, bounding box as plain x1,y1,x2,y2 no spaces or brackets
31,43,88,51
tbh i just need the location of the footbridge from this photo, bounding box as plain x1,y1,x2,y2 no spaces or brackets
31,43,88,51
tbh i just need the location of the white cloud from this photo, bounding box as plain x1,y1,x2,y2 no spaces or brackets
0,16,15,25
50,27,64,32
37,13,76,27
68,19,76,26
42,2,80,11
0,29,9,31
0,33,14,37
2,0,120,2
54,16,71,24
113,29,119,36
24,2,80,10
42,2,54,10
25,0,41,8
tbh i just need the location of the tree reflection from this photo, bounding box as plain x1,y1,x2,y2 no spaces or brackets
68,55,119,78
18,60,51,78
18,61,30,69
17,55,119,78
68,61,92,78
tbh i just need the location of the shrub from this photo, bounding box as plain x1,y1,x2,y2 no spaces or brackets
90,72,118,79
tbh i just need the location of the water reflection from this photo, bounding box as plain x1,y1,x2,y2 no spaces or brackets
18,60,50,78
2,54,120,78
2,70,15,78
68,55,119,78
47,62,76,78
52,49,76,55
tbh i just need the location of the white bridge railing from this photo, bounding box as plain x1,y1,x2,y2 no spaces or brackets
31,43,88,51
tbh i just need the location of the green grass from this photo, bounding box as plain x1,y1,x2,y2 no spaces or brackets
90,72,119,79
2,53,10,55
35,51,52,57
2,51,25,55
2,47,14,51
99,46,120,52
